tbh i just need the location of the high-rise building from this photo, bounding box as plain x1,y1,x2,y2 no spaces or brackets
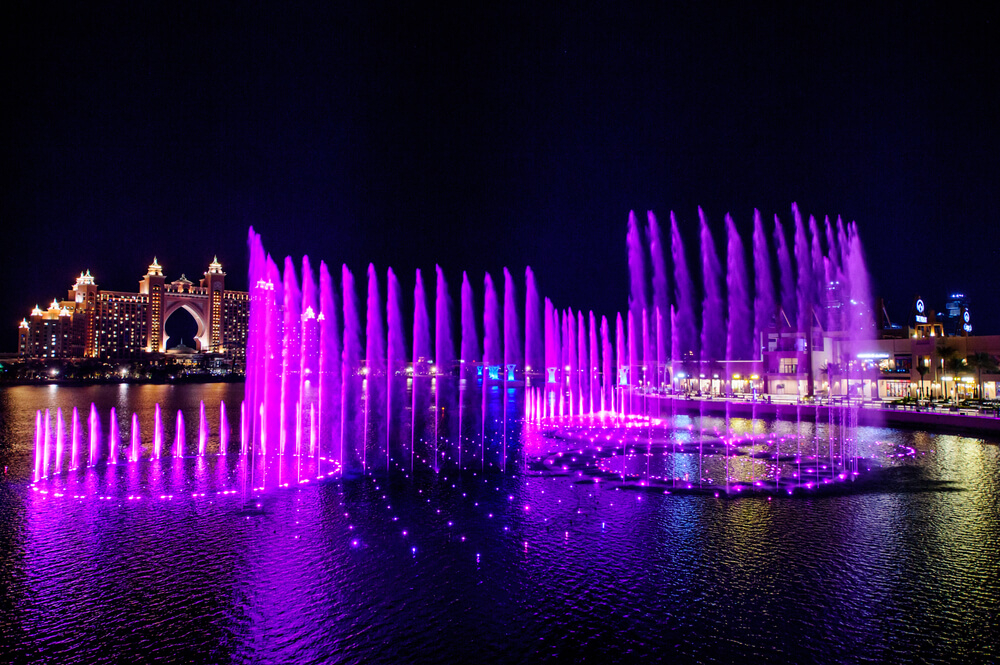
17,258,248,364
943,293,972,336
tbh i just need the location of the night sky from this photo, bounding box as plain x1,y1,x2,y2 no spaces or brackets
4,2,999,351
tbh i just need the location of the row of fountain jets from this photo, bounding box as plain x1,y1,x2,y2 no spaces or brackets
243,204,871,473
33,401,245,482
31,205,872,481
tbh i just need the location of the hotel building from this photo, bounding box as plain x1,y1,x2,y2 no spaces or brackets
18,258,248,364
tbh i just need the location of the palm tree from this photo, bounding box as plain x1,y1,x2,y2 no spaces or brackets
936,342,964,403
967,352,1000,401
915,363,928,399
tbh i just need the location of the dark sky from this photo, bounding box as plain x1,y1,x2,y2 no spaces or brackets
4,2,999,351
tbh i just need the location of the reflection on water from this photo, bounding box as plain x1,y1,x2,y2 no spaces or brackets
1,383,998,664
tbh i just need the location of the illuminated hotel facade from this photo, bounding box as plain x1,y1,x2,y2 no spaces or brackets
18,258,248,363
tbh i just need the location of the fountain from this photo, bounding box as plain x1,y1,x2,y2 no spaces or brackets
28,204,879,504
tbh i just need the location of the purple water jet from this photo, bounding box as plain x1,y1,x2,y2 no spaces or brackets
460,272,479,371
175,410,185,458
626,210,648,366
131,413,141,462
793,204,813,333
647,211,670,379
524,267,542,375
503,268,522,374
365,264,385,472
774,215,795,328
387,267,406,469
752,210,776,359
699,208,724,363
342,264,362,472
671,212,697,362
725,213,752,361
483,272,501,372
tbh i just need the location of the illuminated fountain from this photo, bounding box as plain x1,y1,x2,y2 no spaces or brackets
29,204,883,502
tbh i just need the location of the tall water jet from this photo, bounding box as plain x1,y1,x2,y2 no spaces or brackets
577,310,587,414
774,215,796,328
821,216,843,331
130,413,141,462
198,400,208,456
671,212,697,362
413,269,432,471
846,223,874,338
589,311,600,412
615,312,626,411
55,408,65,471
88,403,100,466
174,410,185,458
109,408,120,464
281,256,302,456
387,267,407,468
627,310,637,392
503,268,522,374
219,401,229,454
626,210,648,369
435,266,455,470
153,403,163,458
342,265,362,472
524,267,542,375
483,272,501,372
568,309,578,414
647,211,670,376
544,298,557,415
33,411,42,481
793,204,813,333
837,218,851,289
460,272,479,368
365,263,386,472
825,216,839,275
262,255,284,454
725,213,752,361
752,210,776,359
43,409,52,476
561,310,571,415
240,401,248,455
319,261,341,462
699,208,725,363
299,256,320,431
793,206,814,395
435,266,455,373
809,215,825,326
70,406,80,470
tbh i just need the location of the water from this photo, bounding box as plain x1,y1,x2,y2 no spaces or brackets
2,383,999,664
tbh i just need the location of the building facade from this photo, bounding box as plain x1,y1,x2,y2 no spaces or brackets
18,258,248,364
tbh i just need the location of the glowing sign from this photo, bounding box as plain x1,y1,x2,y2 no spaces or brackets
916,299,925,313
856,352,890,360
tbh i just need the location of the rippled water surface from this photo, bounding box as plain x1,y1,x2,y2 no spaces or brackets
2,384,998,664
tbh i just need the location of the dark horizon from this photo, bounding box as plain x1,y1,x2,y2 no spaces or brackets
4,3,999,352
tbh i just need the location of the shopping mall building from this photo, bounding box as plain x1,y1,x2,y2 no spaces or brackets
669,295,998,401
